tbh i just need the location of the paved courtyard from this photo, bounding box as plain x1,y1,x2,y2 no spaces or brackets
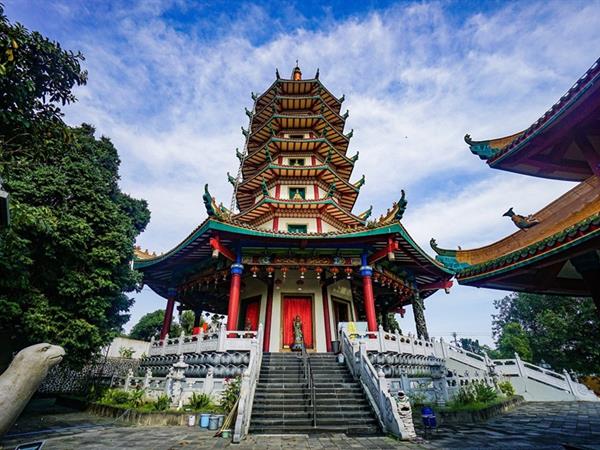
2,401,599,449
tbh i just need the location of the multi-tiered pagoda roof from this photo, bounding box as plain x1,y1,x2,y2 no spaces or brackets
134,65,453,341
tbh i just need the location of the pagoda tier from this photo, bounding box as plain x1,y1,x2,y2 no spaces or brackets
243,138,357,179
252,95,347,133
234,160,361,212
234,66,361,231
247,114,351,153
465,56,600,182
254,76,343,114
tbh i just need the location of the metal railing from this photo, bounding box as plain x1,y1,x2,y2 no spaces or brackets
299,345,317,428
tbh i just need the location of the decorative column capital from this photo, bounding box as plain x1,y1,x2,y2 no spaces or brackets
167,287,177,298
230,263,244,275
359,265,373,277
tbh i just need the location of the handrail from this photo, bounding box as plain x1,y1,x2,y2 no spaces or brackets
340,330,415,439
232,324,264,443
299,345,317,428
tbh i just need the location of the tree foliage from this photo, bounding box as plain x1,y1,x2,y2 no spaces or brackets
492,293,600,374
0,7,150,367
129,309,186,341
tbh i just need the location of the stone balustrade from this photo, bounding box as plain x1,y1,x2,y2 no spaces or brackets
148,326,259,356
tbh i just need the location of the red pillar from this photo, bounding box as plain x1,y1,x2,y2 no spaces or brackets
160,288,176,340
360,255,377,332
263,278,274,352
227,262,244,332
321,283,333,352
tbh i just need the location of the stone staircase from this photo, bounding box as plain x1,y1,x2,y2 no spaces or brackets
250,352,380,435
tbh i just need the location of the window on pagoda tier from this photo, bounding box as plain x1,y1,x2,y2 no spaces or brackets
288,158,305,166
287,224,307,234
289,187,306,200
289,134,305,140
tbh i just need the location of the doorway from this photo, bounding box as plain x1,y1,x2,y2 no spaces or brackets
281,295,313,349
239,296,261,331
332,297,352,337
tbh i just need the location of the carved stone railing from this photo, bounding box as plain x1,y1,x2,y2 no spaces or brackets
346,325,436,356
149,326,259,356
494,353,598,401
341,330,415,439
233,324,264,443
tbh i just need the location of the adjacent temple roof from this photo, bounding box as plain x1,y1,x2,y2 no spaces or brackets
465,57,600,181
434,57,600,295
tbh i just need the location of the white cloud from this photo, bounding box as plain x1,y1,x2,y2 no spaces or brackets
17,0,599,338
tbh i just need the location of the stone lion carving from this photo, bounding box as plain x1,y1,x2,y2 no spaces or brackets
0,343,65,436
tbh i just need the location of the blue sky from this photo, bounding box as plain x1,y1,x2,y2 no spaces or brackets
7,0,600,345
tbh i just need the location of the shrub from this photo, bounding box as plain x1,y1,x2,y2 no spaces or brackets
220,376,241,414
498,380,516,397
100,388,131,406
129,388,146,408
152,394,170,411
450,381,498,408
473,382,498,403
187,393,213,411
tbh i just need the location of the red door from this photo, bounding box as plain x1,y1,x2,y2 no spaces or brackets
239,296,261,331
282,296,313,349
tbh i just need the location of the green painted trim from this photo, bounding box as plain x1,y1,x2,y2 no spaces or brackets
133,219,454,275
457,213,600,282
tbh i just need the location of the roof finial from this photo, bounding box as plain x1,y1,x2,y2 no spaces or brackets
292,61,302,80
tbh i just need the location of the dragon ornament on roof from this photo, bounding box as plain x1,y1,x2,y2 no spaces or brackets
203,184,230,221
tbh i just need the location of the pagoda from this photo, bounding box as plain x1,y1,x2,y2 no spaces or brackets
432,57,600,315
134,65,453,351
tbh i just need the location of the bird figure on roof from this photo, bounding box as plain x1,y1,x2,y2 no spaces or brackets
503,207,540,230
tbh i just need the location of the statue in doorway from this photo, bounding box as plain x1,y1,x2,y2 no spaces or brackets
291,315,305,351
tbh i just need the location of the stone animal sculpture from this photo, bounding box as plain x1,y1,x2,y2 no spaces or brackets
0,343,65,436
503,207,540,230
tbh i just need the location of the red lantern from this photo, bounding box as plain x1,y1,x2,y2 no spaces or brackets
315,266,323,279
250,266,259,278
330,267,339,280
373,272,380,283
299,266,307,279
344,267,353,279
281,267,288,279
266,266,275,278
296,279,304,291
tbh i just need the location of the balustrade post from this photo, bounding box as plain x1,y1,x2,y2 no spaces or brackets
143,367,152,389
562,369,577,396
124,368,133,391
218,324,227,352
195,329,204,353
359,340,367,375
177,331,185,355
440,337,448,359
410,333,416,355
378,324,385,352
203,368,215,395
162,334,169,356
395,329,402,353
514,352,528,393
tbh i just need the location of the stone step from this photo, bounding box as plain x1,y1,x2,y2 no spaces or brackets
249,424,381,436
253,393,368,402
251,405,372,414
249,417,378,428
251,411,376,420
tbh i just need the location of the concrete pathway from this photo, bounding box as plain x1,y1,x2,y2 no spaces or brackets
2,401,599,449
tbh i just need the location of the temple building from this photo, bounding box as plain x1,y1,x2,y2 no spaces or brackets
134,65,453,351
432,57,600,314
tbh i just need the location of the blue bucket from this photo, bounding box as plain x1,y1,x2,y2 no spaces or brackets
199,413,210,428
421,406,437,428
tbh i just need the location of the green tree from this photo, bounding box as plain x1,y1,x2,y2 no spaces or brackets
129,310,181,341
0,8,150,367
180,310,201,335
492,293,600,373
459,338,481,354
495,322,532,361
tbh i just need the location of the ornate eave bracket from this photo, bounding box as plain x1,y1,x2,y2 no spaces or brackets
203,184,230,220
377,190,408,224
465,134,496,160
